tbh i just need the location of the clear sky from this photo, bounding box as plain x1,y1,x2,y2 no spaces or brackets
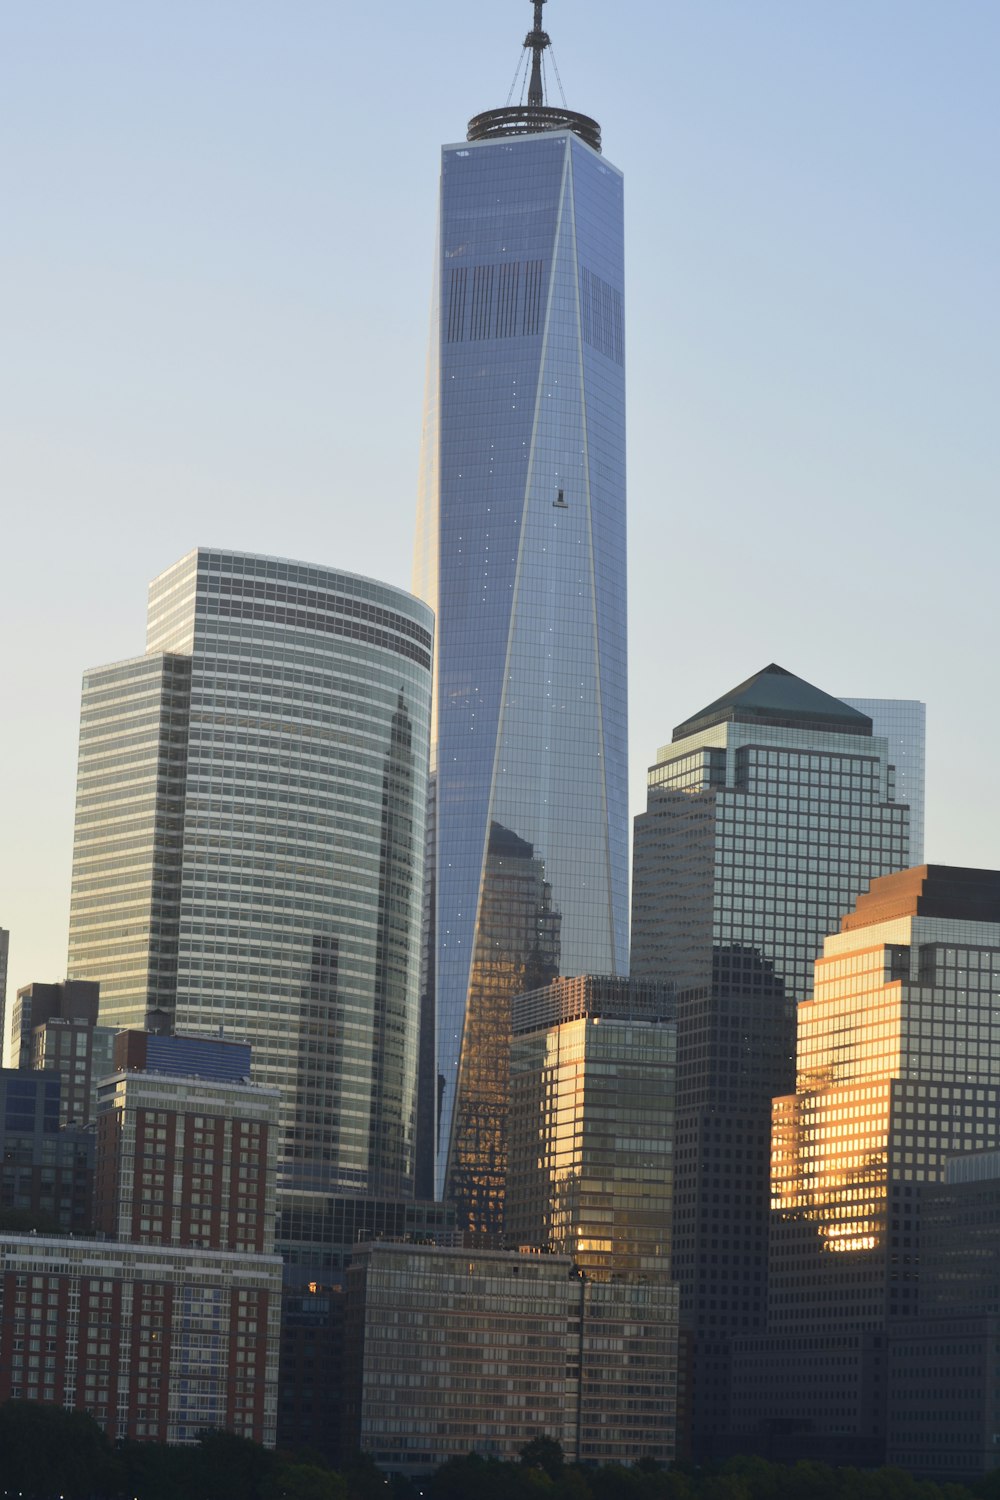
1,1,998,1001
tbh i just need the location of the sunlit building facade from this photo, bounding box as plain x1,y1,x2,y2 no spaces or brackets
507,975,676,1282
730,865,1000,1463
413,26,629,1210
67,549,433,1213
445,823,561,1236
770,866,1000,1324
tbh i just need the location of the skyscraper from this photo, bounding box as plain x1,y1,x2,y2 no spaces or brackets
507,974,676,1282
67,548,432,1218
630,662,911,1454
840,698,926,861
730,865,1000,1465
414,0,629,1216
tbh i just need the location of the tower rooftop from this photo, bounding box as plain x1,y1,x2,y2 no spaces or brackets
672,663,873,742
841,865,1000,932
467,0,601,153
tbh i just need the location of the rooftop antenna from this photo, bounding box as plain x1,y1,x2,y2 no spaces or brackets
525,0,550,107
468,0,601,152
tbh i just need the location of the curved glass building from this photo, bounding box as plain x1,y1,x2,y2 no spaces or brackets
414,3,629,1224
67,548,433,1202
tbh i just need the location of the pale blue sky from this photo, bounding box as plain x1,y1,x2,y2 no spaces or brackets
2,1,998,995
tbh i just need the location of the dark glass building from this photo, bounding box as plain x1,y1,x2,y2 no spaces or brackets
413,1,629,1214
0,1068,94,1234
887,1148,1000,1479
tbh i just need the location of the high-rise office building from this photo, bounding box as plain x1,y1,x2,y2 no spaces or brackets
507,974,676,1282
841,698,926,862
66,549,432,1222
630,663,911,1455
730,865,1000,1465
414,0,629,1215
631,664,911,1002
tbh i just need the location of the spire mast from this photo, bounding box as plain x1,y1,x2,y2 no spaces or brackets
466,0,602,153
525,0,550,108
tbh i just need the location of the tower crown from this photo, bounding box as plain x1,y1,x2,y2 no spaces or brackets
467,0,602,153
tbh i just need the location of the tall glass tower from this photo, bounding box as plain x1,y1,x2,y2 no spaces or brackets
413,1,629,1222
67,548,433,1208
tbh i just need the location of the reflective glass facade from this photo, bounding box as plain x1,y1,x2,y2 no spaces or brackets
771,871,1000,1333
67,549,432,1203
414,128,629,1207
841,698,926,862
507,975,676,1283
729,868,1000,1463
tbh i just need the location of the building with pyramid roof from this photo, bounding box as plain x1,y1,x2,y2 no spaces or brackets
631,662,912,1459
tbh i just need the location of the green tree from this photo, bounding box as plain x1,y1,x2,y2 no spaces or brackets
0,1399,119,1498
192,1426,277,1500
522,1437,566,1480
266,1459,349,1500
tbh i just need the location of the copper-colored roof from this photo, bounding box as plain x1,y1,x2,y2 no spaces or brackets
841,865,1000,931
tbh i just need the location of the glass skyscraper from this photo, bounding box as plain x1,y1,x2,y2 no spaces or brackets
413,4,629,1219
67,548,433,1206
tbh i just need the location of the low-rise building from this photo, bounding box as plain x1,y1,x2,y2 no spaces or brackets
0,1233,282,1444
344,1241,678,1472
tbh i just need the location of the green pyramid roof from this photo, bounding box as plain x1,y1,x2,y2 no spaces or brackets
673,664,873,743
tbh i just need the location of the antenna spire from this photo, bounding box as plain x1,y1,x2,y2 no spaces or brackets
466,0,602,154
525,0,550,108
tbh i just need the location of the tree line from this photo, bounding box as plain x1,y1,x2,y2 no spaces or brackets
1,1404,997,1500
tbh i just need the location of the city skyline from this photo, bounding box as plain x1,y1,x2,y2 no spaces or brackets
2,1,998,997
